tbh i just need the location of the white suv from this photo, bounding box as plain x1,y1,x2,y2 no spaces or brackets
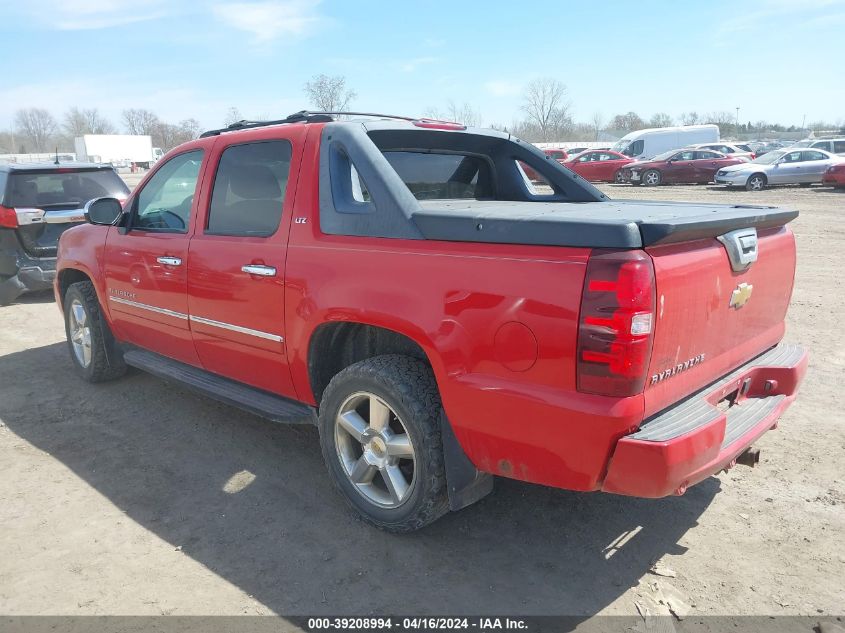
789,138,845,155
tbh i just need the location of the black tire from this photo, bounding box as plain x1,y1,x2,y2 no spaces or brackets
642,169,662,186
745,173,767,191
613,170,626,184
318,355,448,532
799,182,812,188
63,281,127,382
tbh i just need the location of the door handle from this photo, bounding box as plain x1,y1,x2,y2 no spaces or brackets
242,264,276,277
157,256,182,266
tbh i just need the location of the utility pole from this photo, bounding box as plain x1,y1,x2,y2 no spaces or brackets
735,107,740,137
802,114,806,132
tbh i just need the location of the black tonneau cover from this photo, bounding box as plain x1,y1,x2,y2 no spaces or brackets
412,200,798,248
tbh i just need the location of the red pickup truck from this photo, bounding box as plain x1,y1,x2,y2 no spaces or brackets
55,112,808,532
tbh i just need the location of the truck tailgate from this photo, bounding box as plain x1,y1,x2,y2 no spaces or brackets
643,226,796,417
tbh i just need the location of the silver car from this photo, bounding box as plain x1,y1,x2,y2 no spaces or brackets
714,148,843,191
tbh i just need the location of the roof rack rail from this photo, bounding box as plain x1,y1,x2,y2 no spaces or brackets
199,110,421,138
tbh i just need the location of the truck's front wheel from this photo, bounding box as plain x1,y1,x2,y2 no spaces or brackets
63,281,126,383
318,355,448,532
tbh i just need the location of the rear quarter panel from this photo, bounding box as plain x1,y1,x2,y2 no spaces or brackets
286,131,644,490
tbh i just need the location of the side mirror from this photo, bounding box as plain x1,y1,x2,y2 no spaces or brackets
84,197,123,226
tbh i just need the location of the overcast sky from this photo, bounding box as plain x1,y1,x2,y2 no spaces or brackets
1,0,843,132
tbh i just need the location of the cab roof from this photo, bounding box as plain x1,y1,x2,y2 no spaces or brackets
0,162,114,172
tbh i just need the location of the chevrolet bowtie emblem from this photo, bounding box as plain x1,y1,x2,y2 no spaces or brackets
730,282,753,309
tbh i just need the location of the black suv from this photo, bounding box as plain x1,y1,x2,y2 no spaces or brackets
0,163,129,305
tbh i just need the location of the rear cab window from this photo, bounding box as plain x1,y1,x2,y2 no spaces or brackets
380,152,492,200
3,168,128,209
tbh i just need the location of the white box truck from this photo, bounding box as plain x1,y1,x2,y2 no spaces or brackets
74,135,163,169
611,125,719,160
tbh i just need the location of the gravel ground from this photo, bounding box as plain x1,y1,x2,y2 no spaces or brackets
0,180,842,621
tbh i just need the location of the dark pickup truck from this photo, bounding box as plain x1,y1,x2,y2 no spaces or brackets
0,163,128,305
54,112,807,531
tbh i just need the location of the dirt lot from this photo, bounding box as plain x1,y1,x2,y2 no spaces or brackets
0,181,843,621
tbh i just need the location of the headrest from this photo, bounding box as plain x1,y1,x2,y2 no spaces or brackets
227,164,281,200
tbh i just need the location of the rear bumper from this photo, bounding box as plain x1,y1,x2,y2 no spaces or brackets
0,258,56,304
601,343,808,498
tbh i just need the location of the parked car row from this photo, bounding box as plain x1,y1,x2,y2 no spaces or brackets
618,149,747,186
715,148,845,190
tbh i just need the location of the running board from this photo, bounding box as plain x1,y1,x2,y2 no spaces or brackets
123,349,316,424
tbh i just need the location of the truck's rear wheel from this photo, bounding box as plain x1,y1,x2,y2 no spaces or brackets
63,281,126,382
318,355,448,532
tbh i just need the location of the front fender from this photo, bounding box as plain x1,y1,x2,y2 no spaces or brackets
55,224,110,313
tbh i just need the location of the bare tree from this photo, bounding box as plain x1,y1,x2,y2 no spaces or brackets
178,118,201,140
680,111,700,126
148,119,201,152
304,74,356,112
648,112,673,128
122,108,160,135
14,108,58,152
521,78,571,141
609,112,645,132
0,131,16,153
704,110,736,136
424,101,482,126
591,111,604,140
63,107,115,137
223,106,243,126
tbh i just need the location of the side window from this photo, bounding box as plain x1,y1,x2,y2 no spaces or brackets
628,139,644,157
721,146,734,154
696,151,720,159
834,141,845,153
134,150,203,233
206,140,292,237
810,141,829,151
516,160,553,196
577,153,595,163
675,151,695,161
783,151,803,163
802,150,827,162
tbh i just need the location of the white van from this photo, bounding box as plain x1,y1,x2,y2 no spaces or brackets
612,125,719,160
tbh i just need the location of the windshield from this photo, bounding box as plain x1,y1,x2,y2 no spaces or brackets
790,140,812,148
4,168,129,208
611,140,629,153
751,150,786,165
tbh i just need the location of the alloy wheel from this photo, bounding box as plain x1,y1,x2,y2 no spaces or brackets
748,176,765,191
69,299,92,368
644,170,660,186
334,391,416,508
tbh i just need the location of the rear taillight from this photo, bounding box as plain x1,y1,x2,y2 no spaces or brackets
577,249,656,397
0,205,46,228
0,205,18,228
